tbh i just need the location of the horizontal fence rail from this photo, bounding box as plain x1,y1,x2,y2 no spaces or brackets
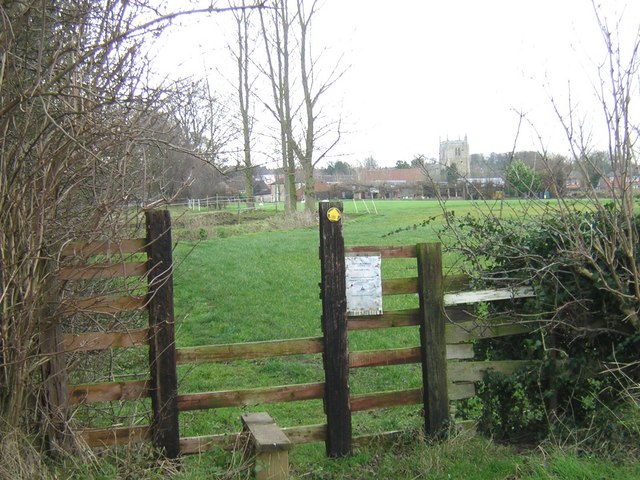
60,239,147,258
63,328,149,352
69,380,150,404
79,426,151,449
60,295,147,315
177,383,325,411
57,262,147,281
176,337,324,364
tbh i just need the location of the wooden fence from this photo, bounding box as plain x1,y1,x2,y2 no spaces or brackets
44,203,536,463
43,210,179,456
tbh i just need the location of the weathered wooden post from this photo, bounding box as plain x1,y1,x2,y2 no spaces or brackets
318,201,352,457
146,210,180,459
416,242,449,437
40,314,74,453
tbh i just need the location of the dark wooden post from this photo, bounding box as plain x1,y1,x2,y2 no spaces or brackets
416,242,449,437
318,201,352,457
40,318,75,453
146,210,180,459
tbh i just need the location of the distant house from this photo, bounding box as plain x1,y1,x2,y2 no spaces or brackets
598,172,640,193
358,167,424,184
565,170,585,191
296,182,332,202
253,180,273,202
270,167,434,201
269,175,304,202
356,168,427,198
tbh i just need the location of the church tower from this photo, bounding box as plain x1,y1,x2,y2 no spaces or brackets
439,136,470,178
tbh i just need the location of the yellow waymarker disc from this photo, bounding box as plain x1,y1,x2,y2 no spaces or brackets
327,207,342,223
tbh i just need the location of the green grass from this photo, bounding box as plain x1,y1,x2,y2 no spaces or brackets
76,199,640,478
167,199,640,478
172,200,448,441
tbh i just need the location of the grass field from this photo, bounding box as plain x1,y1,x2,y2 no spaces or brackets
165,199,638,479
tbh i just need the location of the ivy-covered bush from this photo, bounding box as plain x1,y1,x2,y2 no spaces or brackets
444,204,640,450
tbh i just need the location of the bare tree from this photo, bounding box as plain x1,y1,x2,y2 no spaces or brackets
259,0,298,214
230,1,257,205
259,0,343,213
292,0,343,212
162,79,236,198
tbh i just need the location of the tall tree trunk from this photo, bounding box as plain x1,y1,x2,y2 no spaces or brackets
235,2,254,207
259,0,296,214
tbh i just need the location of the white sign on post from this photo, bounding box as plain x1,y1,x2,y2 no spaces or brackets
345,254,383,316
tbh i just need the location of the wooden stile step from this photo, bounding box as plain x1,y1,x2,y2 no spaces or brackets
242,413,291,480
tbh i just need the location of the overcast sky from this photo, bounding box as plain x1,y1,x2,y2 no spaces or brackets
153,0,640,167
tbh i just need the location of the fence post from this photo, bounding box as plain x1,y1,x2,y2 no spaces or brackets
146,210,180,459
40,314,75,452
416,242,449,437
318,201,352,457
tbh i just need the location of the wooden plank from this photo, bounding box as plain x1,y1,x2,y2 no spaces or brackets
445,318,533,343
281,424,327,444
177,382,325,411
349,309,534,335
79,425,151,448
63,328,149,352
348,309,421,330
444,286,535,306
57,262,147,281
176,337,323,364
446,343,475,360
382,277,418,295
350,275,473,292
61,238,147,258
350,388,422,412
380,274,473,296
60,295,146,314
349,345,475,368
179,425,327,454
417,243,449,437
241,413,292,453
448,382,476,400
319,201,352,457
179,433,240,454
448,360,531,383
68,380,150,404
345,245,417,258
349,347,421,368
242,413,291,480
146,210,180,459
